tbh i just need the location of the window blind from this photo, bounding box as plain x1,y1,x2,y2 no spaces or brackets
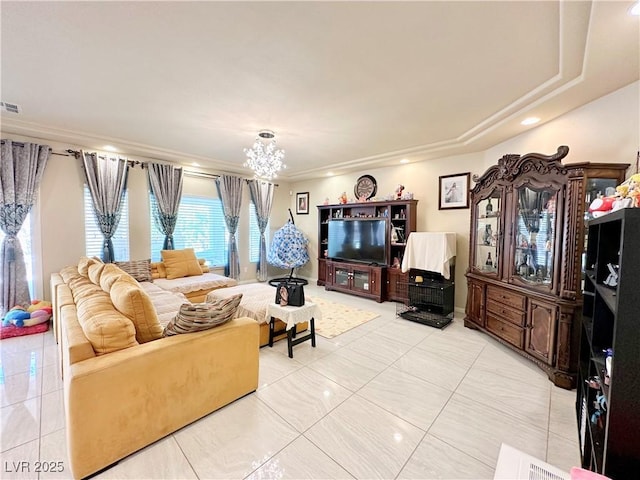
150,195,228,266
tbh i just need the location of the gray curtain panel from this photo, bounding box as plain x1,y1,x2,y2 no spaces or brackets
147,163,183,250
215,175,244,279
81,151,129,263
0,140,50,315
248,180,274,281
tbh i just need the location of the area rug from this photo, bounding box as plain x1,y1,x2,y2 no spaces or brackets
308,297,379,338
0,321,50,340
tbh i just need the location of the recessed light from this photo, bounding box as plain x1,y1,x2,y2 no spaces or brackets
191,162,200,167
327,172,334,176
630,1,640,15
521,117,540,126
400,159,409,164
103,145,118,152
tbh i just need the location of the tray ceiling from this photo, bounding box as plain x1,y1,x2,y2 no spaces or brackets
1,1,638,180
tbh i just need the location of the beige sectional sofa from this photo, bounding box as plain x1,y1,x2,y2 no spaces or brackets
51,257,259,479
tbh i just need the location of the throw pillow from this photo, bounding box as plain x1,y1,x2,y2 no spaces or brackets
88,262,105,285
110,279,163,343
77,256,98,277
150,261,167,278
99,264,137,293
163,293,242,336
198,258,211,273
161,248,202,280
115,259,153,283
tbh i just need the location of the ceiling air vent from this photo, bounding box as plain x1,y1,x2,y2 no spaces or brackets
0,101,22,114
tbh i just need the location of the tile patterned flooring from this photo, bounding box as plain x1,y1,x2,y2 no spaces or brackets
0,285,580,479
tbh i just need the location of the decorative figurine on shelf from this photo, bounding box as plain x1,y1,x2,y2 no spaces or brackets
627,173,640,207
485,198,494,217
589,195,615,218
395,184,404,200
485,252,493,269
323,197,329,205
359,194,367,202
338,192,348,204
393,256,401,268
483,224,492,246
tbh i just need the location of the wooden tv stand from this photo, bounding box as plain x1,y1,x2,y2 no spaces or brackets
325,260,385,302
317,199,418,302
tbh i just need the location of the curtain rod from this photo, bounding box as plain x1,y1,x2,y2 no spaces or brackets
244,178,279,187
66,149,144,168
3,145,276,184
0,140,75,158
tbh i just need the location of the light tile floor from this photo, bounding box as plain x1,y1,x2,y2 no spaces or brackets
0,285,580,479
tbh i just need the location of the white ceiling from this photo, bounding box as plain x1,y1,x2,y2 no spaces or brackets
1,1,638,180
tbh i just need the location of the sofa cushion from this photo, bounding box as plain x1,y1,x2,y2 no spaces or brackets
161,248,202,280
76,292,113,318
88,262,106,285
150,261,167,279
61,265,83,284
99,264,137,292
115,259,153,283
198,258,210,273
72,282,105,305
163,293,242,336
78,256,99,277
76,304,139,355
110,279,163,343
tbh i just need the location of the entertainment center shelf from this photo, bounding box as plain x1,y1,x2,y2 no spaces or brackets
317,199,418,302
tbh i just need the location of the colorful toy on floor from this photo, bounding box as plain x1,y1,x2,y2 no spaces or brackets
2,300,52,327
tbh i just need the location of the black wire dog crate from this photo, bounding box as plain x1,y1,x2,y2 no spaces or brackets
396,268,454,329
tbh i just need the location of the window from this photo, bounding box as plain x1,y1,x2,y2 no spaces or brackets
150,195,228,266
249,202,268,263
84,186,130,261
0,213,34,297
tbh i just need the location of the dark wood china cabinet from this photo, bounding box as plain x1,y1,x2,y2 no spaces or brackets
465,146,628,388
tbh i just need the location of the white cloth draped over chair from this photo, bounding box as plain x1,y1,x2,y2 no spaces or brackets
401,232,456,279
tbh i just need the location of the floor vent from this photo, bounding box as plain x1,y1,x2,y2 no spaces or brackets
494,444,570,480
529,462,567,480
0,101,21,114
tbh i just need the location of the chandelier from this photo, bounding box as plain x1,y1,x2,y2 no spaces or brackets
243,130,286,180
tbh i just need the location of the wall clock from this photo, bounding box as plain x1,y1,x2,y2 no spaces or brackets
354,174,377,200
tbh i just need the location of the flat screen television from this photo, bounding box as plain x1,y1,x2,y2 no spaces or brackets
327,218,387,265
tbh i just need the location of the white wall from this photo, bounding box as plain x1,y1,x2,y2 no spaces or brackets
290,81,639,311
484,81,639,171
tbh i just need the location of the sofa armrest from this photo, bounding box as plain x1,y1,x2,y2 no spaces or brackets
64,317,259,479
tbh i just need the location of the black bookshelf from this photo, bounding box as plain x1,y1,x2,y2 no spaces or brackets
576,208,640,478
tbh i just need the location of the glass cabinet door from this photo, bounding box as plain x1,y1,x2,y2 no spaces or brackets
335,268,350,287
474,189,501,274
352,269,370,292
512,186,557,286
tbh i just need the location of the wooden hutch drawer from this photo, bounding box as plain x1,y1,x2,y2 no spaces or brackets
486,314,524,348
486,285,526,311
486,298,526,327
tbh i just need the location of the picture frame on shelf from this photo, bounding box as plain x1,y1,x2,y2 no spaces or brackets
296,192,309,214
438,172,470,210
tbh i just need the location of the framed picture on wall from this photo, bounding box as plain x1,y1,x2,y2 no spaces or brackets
439,172,470,210
296,192,309,214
